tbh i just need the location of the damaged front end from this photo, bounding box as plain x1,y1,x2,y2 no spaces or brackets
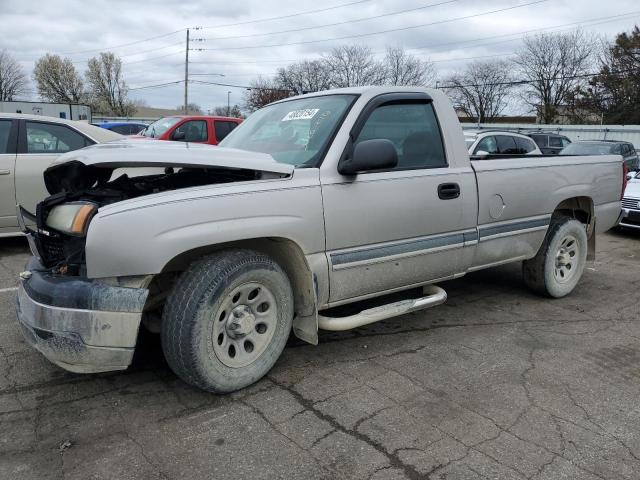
22,158,271,274
16,143,294,373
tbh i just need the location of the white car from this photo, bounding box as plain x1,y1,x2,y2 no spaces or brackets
620,172,640,229
465,130,542,156
0,113,121,237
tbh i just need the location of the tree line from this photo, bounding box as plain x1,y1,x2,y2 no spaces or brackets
0,50,136,116
0,24,638,124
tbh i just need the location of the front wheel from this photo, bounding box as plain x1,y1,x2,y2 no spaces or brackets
523,217,588,298
161,249,294,393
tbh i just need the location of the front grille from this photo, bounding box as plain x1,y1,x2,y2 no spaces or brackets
622,197,640,210
37,234,65,266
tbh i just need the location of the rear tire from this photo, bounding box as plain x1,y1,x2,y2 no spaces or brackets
161,249,293,393
523,217,588,298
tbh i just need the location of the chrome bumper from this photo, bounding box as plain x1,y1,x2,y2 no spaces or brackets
619,208,640,230
16,259,148,374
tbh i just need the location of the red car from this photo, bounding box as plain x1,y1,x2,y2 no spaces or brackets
134,115,242,145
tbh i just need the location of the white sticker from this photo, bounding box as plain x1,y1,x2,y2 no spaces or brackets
281,109,319,121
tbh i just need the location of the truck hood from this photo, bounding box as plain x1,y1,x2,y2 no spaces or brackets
44,140,293,194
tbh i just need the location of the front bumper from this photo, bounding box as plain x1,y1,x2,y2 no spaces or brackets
619,208,640,230
16,258,148,373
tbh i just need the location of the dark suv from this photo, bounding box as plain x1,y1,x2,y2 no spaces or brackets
560,140,639,171
526,132,571,155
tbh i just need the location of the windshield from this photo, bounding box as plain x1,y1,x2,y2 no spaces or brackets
141,117,182,138
220,94,356,166
561,143,614,155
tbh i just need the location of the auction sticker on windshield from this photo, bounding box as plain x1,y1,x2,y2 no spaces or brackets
282,109,319,121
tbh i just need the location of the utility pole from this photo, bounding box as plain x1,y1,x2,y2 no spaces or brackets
184,29,189,115
227,91,231,116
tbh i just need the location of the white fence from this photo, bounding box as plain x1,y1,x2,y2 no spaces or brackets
461,123,640,146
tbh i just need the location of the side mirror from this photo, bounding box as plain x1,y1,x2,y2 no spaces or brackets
627,172,635,180
338,139,398,175
172,130,186,141
475,150,489,156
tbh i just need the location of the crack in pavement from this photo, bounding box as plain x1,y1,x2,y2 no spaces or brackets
268,376,425,480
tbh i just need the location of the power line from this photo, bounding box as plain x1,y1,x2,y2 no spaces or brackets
408,10,640,53
129,80,184,91
198,0,372,29
60,29,186,55
172,10,640,67
436,68,639,90
193,0,550,51
202,0,460,41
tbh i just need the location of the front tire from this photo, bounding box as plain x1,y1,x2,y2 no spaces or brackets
161,249,293,393
523,217,588,298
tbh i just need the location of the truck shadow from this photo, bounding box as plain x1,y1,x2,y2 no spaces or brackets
128,262,529,370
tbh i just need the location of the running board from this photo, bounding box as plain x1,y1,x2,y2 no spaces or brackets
318,285,447,331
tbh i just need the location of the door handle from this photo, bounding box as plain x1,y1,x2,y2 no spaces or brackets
438,182,460,200
0,169,11,175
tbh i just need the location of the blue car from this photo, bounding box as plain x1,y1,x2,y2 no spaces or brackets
93,121,148,135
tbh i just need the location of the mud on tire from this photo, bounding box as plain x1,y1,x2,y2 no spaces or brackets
523,216,588,298
161,249,293,393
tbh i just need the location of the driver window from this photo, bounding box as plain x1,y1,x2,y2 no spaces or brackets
354,102,447,169
173,120,208,142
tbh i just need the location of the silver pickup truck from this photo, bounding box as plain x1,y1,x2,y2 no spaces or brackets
15,87,624,393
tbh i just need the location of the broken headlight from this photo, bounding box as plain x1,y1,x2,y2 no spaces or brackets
45,202,97,236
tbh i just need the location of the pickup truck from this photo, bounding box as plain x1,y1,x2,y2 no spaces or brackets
15,87,624,393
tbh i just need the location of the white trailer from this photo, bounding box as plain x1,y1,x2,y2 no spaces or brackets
0,101,91,121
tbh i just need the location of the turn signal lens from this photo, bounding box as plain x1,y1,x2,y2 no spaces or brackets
46,202,97,236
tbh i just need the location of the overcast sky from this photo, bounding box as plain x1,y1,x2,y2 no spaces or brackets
2,0,639,114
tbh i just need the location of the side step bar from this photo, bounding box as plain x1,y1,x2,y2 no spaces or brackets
318,285,447,331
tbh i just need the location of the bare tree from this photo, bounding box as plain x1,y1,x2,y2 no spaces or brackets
276,59,333,94
323,45,385,87
85,52,135,116
443,60,514,122
212,105,243,118
514,30,594,124
0,50,28,101
243,77,293,112
176,103,203,114
383,47,436,86
33,54,84,103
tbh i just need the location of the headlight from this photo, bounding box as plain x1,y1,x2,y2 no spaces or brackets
45,202,97,236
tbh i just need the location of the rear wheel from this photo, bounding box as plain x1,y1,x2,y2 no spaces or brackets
161,249,293,393
523,217,588,298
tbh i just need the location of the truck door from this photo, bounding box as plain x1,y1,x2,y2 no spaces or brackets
321,93,477,304
0,119,18,232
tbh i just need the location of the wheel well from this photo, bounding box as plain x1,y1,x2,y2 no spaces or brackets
553,196,595,260
151,238,318,343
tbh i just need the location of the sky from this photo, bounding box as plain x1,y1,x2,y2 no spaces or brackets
2,0,639,115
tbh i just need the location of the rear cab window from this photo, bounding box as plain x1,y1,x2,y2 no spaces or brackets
214,121,239,142
515,136,537,153
496,135,518,154
0,120,13,153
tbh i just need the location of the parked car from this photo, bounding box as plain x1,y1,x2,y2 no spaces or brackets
560,140,639,171
0,113,121,237
525,131,571,155
16,86,623,392
465,130,542,156
620,171,640,229
134,115,242,145
94,121,148,135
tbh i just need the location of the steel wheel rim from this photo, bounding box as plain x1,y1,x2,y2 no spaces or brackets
212,282,278,368
554,234,579,283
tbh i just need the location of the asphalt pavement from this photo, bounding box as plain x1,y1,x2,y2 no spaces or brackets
1,230,639,480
